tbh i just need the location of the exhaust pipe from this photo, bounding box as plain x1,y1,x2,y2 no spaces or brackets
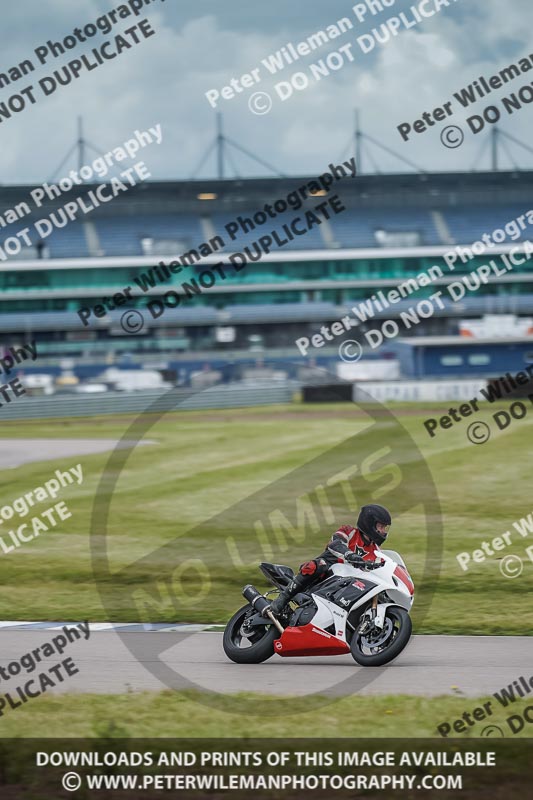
242,585,284,635
243,584,270,615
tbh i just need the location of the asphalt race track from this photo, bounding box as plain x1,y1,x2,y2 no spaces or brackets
1,441,529,700
0,630,529,697
0,439,153,469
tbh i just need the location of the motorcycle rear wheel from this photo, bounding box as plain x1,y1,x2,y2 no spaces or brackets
223,603,277,664
350,606,412,666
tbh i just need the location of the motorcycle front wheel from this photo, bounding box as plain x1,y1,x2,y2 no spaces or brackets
350,606,412,666
223,603,277,664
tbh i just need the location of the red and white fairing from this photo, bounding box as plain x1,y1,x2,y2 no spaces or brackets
274,549,414,658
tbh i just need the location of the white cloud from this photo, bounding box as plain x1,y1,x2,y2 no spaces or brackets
0,0,532,183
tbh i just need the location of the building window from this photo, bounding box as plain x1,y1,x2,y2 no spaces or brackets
141,237,189,256
375,230,422,247
440,355,463,367
468,354,491,365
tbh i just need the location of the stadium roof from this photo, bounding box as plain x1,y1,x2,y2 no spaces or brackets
1,169,532,216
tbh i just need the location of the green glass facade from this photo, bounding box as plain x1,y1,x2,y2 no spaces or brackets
0,253,530,313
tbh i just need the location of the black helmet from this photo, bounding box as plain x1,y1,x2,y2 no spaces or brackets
357,504,392,546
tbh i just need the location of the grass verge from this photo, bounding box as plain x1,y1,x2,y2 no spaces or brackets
0,402,530,633
0,689,530,738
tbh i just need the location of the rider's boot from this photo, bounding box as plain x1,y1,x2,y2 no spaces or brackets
267,573,312,616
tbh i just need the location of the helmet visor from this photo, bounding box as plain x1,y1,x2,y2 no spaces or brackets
375,523,390,541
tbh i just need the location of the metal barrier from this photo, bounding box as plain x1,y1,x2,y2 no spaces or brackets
0,385,295,420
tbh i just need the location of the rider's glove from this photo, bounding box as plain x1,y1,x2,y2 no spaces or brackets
345,552,367,568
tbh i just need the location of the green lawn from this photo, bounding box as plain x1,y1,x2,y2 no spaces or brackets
0,401,531,634
0,690,531,739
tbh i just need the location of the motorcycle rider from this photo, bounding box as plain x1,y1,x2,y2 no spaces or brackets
265,504,392,617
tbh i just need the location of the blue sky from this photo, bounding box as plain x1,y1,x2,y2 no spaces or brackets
0,0,532,183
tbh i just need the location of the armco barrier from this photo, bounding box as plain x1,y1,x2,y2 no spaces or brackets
0,385,295,420
353,379,487,403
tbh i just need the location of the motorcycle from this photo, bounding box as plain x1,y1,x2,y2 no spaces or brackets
223,550,414,667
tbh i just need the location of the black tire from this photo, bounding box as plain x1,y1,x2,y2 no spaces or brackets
223,603,277,664
350,606,412,666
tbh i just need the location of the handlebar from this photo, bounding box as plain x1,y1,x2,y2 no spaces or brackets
345,555,386,570
362,559,386,570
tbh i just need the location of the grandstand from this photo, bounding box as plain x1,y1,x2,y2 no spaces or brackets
0,168,532,378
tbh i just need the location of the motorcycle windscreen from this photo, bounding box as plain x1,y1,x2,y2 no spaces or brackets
259,562,294,588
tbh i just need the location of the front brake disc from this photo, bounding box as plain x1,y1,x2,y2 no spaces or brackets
360,617,394,649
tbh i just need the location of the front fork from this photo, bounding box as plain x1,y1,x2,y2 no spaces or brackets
358,595,380,634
